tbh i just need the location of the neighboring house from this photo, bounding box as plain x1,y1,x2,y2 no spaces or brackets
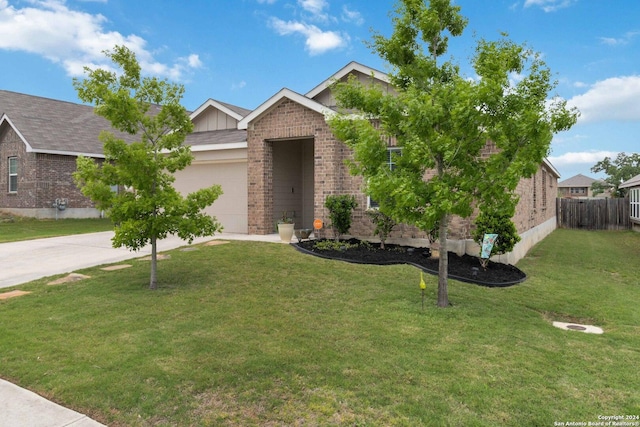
557,173,603,198
620,174,640,232
1,62,561,262
0,90,133,218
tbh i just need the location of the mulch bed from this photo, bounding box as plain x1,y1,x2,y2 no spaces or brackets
293,238,526,287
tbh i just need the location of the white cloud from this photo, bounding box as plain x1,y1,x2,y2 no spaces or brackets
298,0,327,14
269,17,348,55
297,0,331,23
185,54,202,69
567,76,640,123
0,0,200,80
231,81,247,91
599,31,640,46
524,0,576,12
548,150,618,166
341,5,363,26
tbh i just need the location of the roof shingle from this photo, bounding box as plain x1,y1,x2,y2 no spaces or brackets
0,90,136,157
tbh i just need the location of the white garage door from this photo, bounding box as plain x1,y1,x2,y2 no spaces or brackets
173,161,248,233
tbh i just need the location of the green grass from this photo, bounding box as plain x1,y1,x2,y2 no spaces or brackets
0,229,638,426
0,215,112,242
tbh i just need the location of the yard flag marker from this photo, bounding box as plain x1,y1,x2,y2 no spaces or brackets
420,271,426,310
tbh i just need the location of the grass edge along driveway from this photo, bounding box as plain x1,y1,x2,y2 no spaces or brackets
0,216,113,243
0,229,638,426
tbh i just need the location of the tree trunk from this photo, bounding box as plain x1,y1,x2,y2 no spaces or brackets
437,213,450,307
149,235,157,290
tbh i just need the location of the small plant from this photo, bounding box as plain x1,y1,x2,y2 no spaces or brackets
367,210,397,249
358,240,373,250
278,211,294,224
313,239,358,251
472,212,521,269
324,195,357,241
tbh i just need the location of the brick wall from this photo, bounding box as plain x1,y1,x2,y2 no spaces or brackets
247,98,349,234
512,165,557,234
0,126,37,209
35,153,96,209
246,97,557,242
0,125,97,214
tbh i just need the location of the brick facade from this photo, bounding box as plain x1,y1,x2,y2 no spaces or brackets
247,98,558,242
248,98,350,234
0,125,97,215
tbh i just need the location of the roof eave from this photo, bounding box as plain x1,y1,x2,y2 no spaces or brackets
28,148,105,158
190,99,246,122
238,88,332,130
543,158,561,178
620,174,640,189
305,61,390,100
0,114,36,153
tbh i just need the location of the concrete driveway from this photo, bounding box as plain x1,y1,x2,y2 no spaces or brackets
0,231,281,289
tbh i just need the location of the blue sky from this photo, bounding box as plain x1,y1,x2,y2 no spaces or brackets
1,0,638,180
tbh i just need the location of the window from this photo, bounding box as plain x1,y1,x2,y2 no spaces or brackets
542,171,547,208
630,188,640,221
8,157,17,193
533,175,537,209
368,147,402,209
570,187,586,195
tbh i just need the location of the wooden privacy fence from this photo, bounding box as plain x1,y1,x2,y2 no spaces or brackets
556,198,630,230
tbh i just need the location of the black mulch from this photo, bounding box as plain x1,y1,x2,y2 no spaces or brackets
293,238,526,287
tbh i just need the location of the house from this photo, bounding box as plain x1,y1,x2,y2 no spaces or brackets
620,174,640,232
1,62,560,263
557,174,603,198
0,90,251,231
0,90,133,218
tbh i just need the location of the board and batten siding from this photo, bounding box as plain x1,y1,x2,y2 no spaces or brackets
192,106,240,132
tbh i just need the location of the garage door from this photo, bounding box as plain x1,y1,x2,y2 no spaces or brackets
173,161,248,233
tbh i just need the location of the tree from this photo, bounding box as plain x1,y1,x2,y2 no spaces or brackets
591,152,640,198
367,209,397,249
73,45,223,290
328,0,578,307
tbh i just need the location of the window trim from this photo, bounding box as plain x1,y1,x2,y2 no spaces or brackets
8,157,17,193
367,147,402,210
630,188,640,221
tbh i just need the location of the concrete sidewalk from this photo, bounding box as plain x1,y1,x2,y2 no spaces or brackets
0,379,105,427
0,231,285,426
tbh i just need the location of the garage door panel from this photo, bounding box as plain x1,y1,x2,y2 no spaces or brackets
173,162,247,233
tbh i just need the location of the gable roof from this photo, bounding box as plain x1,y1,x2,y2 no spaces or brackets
190,98,251,122
620,173,640,189
237,88,331,130
0,90,135,158
558,173,597,187
305,61,389,100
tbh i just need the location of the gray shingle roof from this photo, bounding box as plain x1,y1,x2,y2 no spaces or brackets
0,89,137,157
620,173,640,189
214,100,252,118
1,90,251,156
557,173,597,187
185,129,247,146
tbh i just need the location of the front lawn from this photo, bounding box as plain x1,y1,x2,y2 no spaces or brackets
0,214,112,243
0,229,638,426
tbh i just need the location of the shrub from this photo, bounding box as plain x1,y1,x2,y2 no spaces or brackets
324,195,358,241
472,212,521,268
367,210,397,249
